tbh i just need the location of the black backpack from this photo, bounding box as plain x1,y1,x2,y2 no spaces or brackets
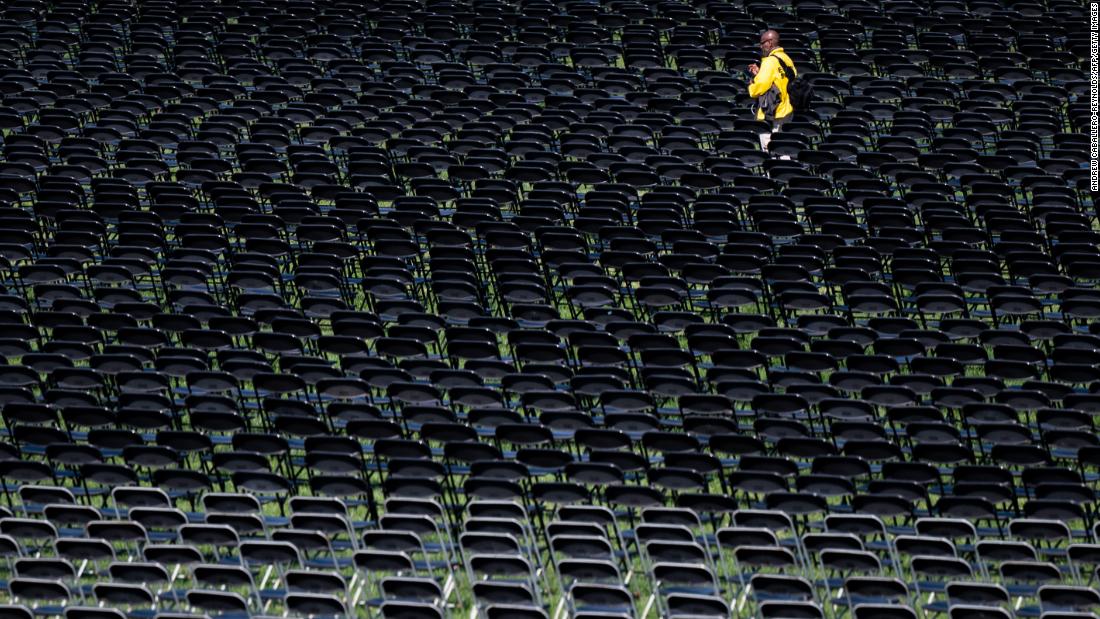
774,53,814,112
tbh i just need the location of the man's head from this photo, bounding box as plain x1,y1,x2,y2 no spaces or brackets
759,30,780,54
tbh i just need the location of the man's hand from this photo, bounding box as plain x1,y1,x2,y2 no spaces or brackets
748,63,759,75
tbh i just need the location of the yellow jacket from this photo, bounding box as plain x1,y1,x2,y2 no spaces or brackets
748,48,795,121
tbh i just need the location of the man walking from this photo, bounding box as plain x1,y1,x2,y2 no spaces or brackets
748,29,796,158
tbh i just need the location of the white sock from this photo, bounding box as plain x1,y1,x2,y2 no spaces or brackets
759,132,772,152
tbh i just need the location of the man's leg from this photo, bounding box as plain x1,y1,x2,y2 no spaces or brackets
758,131,772,152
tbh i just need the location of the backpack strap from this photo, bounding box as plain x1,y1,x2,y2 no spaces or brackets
769,51,797,78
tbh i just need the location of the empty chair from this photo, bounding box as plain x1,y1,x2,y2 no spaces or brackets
0,0,1084,617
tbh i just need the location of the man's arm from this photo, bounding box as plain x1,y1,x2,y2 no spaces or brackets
747,56,778,98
